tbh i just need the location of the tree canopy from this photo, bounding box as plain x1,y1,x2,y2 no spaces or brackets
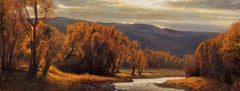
64,22,147,75
187,21,240,85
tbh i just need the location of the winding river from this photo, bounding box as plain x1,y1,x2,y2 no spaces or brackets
113,77,185,91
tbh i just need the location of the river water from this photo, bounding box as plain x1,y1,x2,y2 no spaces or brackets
113,77,185,91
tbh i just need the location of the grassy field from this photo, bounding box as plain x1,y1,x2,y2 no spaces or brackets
163,77,230,91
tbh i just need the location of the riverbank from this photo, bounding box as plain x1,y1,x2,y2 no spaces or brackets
0,67,185,91
0,66,117,91
156,77,230,91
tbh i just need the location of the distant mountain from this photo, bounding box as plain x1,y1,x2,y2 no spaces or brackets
45,17,218,57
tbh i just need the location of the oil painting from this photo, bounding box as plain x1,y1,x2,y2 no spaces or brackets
1,0,240,91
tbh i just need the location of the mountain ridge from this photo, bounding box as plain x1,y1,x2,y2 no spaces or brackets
45,17,218,57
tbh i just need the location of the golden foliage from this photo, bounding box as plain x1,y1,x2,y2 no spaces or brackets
64,22,147,75
190,21,240,85
0,0,30,70
145,48,194,69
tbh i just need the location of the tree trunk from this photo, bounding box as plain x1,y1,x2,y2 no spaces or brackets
1,31,6,71
0,1,5,71
7,37,17,70
1,50,6,71
138,66,143,76
105,55,115,75
116,66,120,73
138,60,141,76
132,65,135,75
28,26,37,79
104,59,113,75
65,42,74,59
5,45,10,69
41,59,51,79
115,59,121,73
87,59,93,74
1,17,5,71
111,63,115,74
27,0,39,80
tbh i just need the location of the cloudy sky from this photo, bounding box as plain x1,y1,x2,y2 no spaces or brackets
54,0,240,32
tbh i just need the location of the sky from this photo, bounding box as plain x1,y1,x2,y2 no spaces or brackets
54,0,240,32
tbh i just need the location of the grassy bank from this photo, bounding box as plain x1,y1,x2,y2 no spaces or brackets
0,66,117,91
162,77,230,91
0,67,185,91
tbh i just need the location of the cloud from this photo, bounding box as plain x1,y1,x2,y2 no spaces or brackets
57,4,82,10
54,0,240,32
167,0,240,10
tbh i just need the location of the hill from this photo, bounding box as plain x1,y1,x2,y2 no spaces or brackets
45,17,218,57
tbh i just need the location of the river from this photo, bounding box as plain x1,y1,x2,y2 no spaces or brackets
113,77,185,91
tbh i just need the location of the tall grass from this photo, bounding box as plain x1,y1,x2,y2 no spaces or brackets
164,77,230,91
0,65,116,91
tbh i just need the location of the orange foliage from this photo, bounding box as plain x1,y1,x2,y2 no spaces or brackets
0,0,57,80
145,48,194,69
64,22,146,75
189,21,240,86
0,0,29,70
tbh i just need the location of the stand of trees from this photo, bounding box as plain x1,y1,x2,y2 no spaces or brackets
0,0,191,79
0,0,26,71
125,41,147,75
186,21,240,90
0,0,59,80
0,0,147,79
145,48,194,69
63,22,147,76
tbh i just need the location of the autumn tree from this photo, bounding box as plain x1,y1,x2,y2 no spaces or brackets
221,21,240,84
22,0,56,79
64,22,134,75
34,21,64,79
188,21,240,86
182,54,194,68
115,45,128,73
145,48,189,69
126,41,140,75
193,36,224,79
0,0,57,80
0,0,27,72
137,50,146,76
